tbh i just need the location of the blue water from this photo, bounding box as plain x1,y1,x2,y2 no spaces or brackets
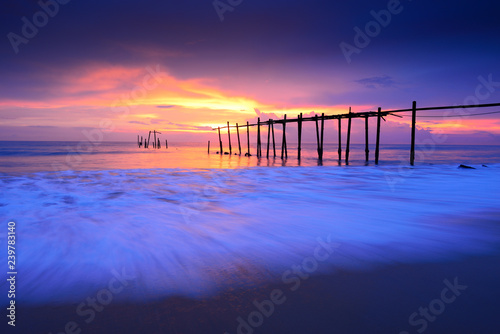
0,141,499,174
0,141,499,309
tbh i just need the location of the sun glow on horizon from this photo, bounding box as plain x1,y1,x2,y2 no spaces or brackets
1,63,499,141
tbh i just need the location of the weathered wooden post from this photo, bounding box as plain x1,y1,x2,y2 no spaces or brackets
218,126,223,154
320,113,325,160
338,118,342,160
346,108,352,164
153,130,157,149
166,139,168,149
236,123,241,155
375,107,381,164
157,138,161,149
266,119,271,158
257,117,261,157
227,121,232,154
147,131,151,148
246,121,250,156
281,114,287,159
271,120,276,157
410,101,417,166
297,113,303,160
284,115,288,158
365,116,369,161
315,115,320,159
208,140,210,154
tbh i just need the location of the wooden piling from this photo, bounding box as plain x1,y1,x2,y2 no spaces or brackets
375,107,381,164
364,116,369,161
298,113,303,160
285,130,288,158
153,130,157,149
281,114,287,159
346,108,352,164
246,121,250,156
236,123,241,155
147,131,151,148
410,101,417,166
227,121,232,154
257,118,261,157
166,139,168,149
218,126,223,154
271,120,276,157
338,118,342,160
208,140,210,154
320,113,325,160
267,119,271,158
315,115,320,158
157,138,160,149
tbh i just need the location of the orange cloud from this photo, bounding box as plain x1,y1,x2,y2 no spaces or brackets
0,63,359,134
2,62,499,139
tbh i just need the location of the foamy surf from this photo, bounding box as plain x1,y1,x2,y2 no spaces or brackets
0,164,499,305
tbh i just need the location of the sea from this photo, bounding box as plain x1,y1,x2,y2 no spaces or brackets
1,141,500,173
0,141,500,306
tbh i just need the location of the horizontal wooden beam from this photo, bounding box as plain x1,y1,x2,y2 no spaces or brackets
212,102,500,130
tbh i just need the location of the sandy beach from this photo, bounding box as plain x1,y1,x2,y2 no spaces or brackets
16,250,500,334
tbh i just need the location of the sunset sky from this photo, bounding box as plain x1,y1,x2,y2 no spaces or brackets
1,0,500,143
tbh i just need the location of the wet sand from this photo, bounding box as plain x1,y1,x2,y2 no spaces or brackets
15,250,500,334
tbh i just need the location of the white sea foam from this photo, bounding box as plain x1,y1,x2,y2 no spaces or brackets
0,165,499,305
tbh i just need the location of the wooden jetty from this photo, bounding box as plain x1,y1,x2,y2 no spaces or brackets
211,101,500,165
137,130,167,150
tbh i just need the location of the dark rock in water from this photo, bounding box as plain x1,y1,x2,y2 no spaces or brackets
216,151,219,154
245,153,252,157
234,153,238,155
458,164,476,169
482,164,489,167
224,152,229,155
